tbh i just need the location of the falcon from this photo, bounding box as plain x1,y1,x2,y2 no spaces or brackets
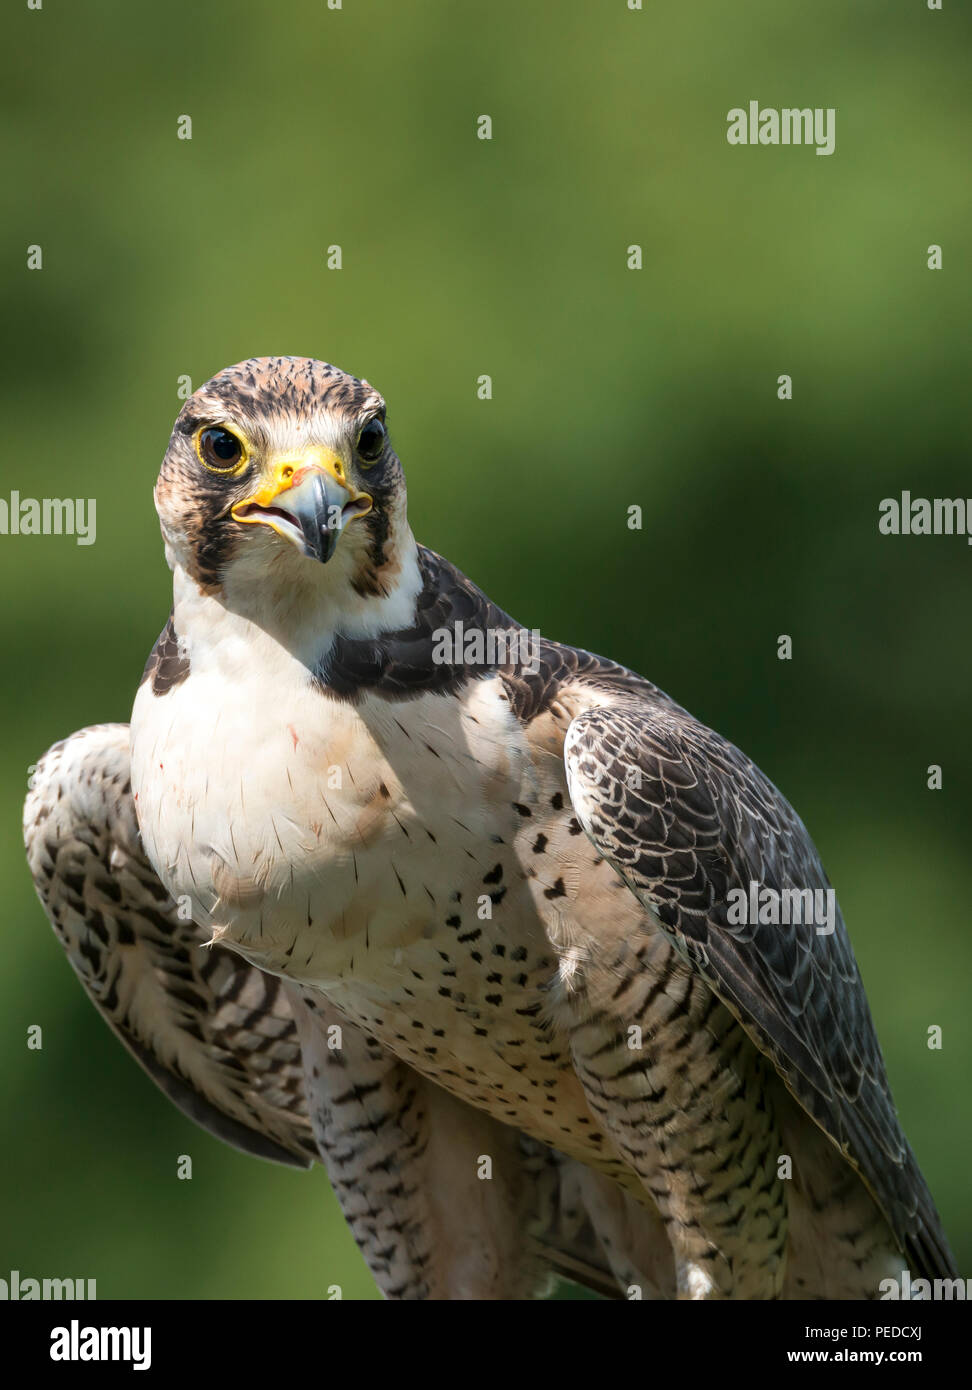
24,356,956,1299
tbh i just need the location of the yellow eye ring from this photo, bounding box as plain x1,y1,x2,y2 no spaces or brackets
195,425,248,475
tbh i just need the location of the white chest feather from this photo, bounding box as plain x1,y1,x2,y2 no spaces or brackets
127,587,597,981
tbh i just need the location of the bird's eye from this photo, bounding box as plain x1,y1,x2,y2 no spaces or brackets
197,426,245,473
356,418,386,465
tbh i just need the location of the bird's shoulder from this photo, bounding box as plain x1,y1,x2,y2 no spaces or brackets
316,543,676,726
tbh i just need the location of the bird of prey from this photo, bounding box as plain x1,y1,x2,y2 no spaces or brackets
24,356,955,1300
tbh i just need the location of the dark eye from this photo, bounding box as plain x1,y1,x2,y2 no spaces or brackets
357,418,386,464
197,426,245,472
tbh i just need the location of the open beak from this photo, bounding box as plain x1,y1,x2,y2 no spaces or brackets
231,453,372,563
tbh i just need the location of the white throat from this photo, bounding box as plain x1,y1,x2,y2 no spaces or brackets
171,526,422,678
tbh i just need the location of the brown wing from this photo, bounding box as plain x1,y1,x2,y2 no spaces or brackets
562,682,956,1281
23,722,317,1167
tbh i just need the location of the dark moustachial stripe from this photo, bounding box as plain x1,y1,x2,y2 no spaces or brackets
140,612,191,695
351,499,395,599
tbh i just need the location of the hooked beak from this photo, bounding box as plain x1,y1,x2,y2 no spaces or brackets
231,453,372,563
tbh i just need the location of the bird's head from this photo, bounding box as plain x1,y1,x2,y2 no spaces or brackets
154,357,409,607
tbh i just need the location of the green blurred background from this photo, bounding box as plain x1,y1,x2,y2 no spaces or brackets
2,0,969,1298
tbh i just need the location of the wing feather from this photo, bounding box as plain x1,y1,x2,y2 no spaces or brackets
23,723,317,1168
562,685,955,1280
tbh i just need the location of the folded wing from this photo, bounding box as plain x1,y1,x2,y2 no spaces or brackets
24,722,317,1167
564,694,955,1281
